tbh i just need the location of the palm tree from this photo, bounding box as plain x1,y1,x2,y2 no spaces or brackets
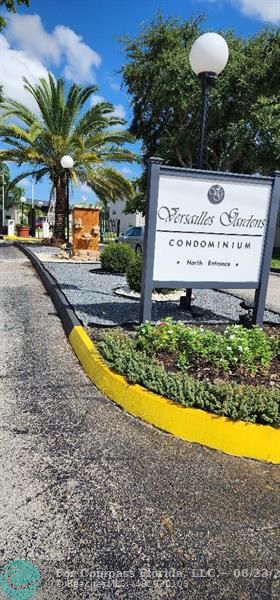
0,73,136,241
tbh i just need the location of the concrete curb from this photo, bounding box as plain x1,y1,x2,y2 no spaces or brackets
15,242,80,337
16,242,280,464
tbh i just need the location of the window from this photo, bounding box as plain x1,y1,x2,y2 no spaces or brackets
126,228,135,236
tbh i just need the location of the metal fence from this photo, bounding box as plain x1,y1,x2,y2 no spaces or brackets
100,217,120,243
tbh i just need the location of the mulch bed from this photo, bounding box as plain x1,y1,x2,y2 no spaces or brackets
157,351,280,388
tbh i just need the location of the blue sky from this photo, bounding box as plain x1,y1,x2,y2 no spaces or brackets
0,0,279,204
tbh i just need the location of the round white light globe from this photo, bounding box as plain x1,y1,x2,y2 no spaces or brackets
189,32,229,76
20,196,26,203
61,155,74,169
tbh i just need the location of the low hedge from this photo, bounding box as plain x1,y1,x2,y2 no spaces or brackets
126,254,175,294
126,253,142,292
98,330,280,428
100,243,134,273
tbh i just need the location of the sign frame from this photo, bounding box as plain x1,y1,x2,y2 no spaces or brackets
140,158,280,325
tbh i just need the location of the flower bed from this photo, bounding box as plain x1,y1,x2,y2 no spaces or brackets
96,320,280,427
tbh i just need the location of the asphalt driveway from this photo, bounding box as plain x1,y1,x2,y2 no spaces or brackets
0,241,279,599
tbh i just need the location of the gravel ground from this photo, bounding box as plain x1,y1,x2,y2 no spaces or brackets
29,246,280,326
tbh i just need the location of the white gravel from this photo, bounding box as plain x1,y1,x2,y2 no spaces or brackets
27,247,280,326
114,285,186,302
30,246,98,263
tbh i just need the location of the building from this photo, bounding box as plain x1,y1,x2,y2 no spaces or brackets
0,199,50,234
109,200,145,233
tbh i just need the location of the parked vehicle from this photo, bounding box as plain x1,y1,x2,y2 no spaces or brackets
36,217,44,229
116,226,144,253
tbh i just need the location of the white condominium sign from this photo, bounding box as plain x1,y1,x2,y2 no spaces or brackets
140,160,280,324
154,174,271,284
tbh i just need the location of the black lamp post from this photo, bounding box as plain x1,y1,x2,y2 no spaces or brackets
29,178,36,237
183,32,229,309
20,196,26,224
60,155,74,252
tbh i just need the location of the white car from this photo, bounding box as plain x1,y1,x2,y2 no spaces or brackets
116,226,144,253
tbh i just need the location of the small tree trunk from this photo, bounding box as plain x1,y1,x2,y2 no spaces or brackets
53,175,67,243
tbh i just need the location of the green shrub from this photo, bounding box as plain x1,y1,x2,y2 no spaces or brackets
126,253,142,292
136,319,278,375
100,243,134,273
98,330,280,427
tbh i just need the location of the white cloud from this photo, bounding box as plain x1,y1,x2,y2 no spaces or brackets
90,94,105,106
6,13,101,84
112,104,126,119
6,14,60,63
54,25,101,83
233,0,280,22
20,178,31,187
207,1,280,22
80,183,92,193
120,167,134,176
0,34,49,111
110,81,121,92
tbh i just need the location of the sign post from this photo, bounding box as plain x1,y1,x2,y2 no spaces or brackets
140,159,280,325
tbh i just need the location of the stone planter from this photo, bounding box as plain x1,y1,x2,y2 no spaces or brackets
17,225,31,238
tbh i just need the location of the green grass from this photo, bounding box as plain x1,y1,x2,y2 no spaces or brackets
102,232,117,243
272,248,280,269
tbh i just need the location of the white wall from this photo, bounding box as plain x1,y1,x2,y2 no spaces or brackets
4,206,18,224
109,200,145,233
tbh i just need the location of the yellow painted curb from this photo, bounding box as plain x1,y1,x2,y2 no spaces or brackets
3,236,39,242
69,325,280,464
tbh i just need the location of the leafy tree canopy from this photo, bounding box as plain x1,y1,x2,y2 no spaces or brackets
0,162,23,208
121,15,280,212
0,0,29,30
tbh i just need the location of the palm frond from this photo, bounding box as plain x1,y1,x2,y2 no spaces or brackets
0,99,40,127
78,166,133,200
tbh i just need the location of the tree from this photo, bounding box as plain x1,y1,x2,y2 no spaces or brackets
0,162,23,209
0,0,30,30
121,15,280,211
0,74,137,241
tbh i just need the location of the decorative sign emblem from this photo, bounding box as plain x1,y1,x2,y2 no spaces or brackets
207,184,225,204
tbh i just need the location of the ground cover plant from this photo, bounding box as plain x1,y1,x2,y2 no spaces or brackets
97,320,280,427
136,319,279,375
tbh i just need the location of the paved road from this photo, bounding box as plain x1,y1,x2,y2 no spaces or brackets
0,241,279,599
225,273,280,315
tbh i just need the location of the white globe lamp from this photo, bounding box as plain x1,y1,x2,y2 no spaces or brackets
60,155,74,169
189,32,229,76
